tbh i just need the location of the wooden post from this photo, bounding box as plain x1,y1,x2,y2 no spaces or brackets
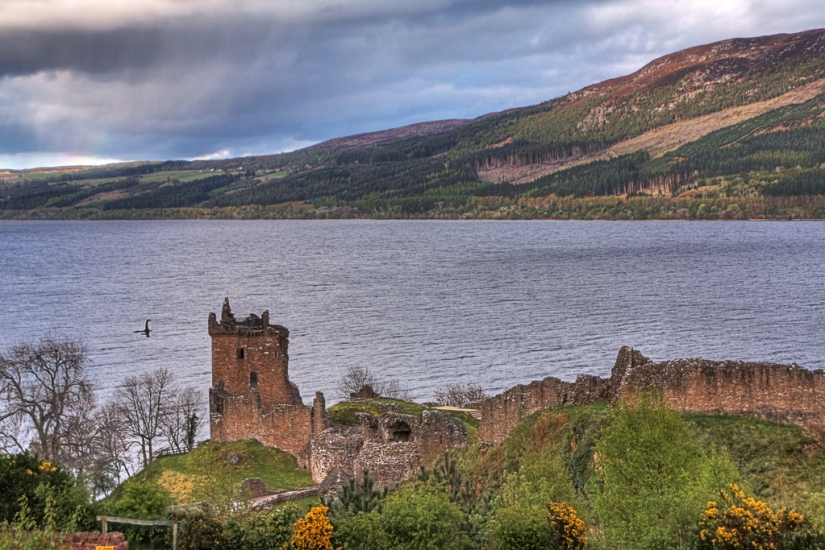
101,517,107,534
172,522,178,550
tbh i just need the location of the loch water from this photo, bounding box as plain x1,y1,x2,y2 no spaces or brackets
0,220,823,403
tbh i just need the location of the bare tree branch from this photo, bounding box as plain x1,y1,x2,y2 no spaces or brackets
113,368,175,469
0,336,96,463
161,386,204,455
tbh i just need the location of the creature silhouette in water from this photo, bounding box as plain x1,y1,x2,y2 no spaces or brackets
135,319,152,337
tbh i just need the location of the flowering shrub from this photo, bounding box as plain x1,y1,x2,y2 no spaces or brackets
547,502,586,550
290,506,338,550
699,484,805,549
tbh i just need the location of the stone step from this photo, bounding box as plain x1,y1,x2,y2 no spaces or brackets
432,406,482,420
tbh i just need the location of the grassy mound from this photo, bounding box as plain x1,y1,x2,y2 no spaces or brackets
462,400,825,520
113,439,314,505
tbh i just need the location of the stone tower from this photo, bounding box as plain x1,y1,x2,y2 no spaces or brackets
208,298,303,411
208,298,328,466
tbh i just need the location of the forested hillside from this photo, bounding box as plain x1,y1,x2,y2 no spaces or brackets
4,29,825,220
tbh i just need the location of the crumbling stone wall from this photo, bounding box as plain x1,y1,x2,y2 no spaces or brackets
208,299,328,468
480,345,825,444
310,410,467,489
620,358,825,433
479,373,611,444
210,396,316,465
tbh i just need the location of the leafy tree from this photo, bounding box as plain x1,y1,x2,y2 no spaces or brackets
0,452,93,530
105,480,171,520
376,481,470,550
330,510,380,550
591,392,739,550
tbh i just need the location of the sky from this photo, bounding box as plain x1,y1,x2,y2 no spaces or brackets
1,0,824,169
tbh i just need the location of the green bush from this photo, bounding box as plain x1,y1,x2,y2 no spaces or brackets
224,504,301,550
169,507,225,550
0,453,94,530
492,505,554,550
102,481,172,548
376,481,470,550
591,392,739,550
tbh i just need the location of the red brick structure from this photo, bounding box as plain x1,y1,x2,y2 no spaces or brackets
64,532,127,550
209,299,328,466
480,346,825,444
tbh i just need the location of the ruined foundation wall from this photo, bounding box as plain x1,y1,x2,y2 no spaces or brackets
310,410,467,489
479,374,611,444
480,345,825,444
621,359,825,433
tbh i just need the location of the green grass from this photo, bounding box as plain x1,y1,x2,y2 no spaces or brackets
328,398,481,432
327,401,383,426
121,439,314,504
688,413,825,510
371,398,427,415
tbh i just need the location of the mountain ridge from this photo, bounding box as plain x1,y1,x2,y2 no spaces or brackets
4,28,825,219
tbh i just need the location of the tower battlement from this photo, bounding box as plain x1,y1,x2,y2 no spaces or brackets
208,298,290,339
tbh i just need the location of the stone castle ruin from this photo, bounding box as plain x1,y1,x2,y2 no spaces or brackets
208,299,466,489
480,346,825,444
209,298,825,487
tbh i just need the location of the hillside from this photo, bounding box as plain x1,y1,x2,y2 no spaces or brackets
4,29,825,219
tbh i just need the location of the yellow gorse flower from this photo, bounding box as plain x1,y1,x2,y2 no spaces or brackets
289,505,341,550
699,484,805,550
547,501,587,550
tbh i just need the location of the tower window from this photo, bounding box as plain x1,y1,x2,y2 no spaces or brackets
237,348,245,360
250,371,258,388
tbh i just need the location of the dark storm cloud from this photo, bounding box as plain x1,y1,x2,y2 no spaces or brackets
2,0,825,168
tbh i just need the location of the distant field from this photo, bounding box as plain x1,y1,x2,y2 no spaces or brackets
140,170,222,183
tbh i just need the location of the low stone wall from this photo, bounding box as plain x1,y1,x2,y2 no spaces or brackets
251,487,320,510
65,532,127,550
